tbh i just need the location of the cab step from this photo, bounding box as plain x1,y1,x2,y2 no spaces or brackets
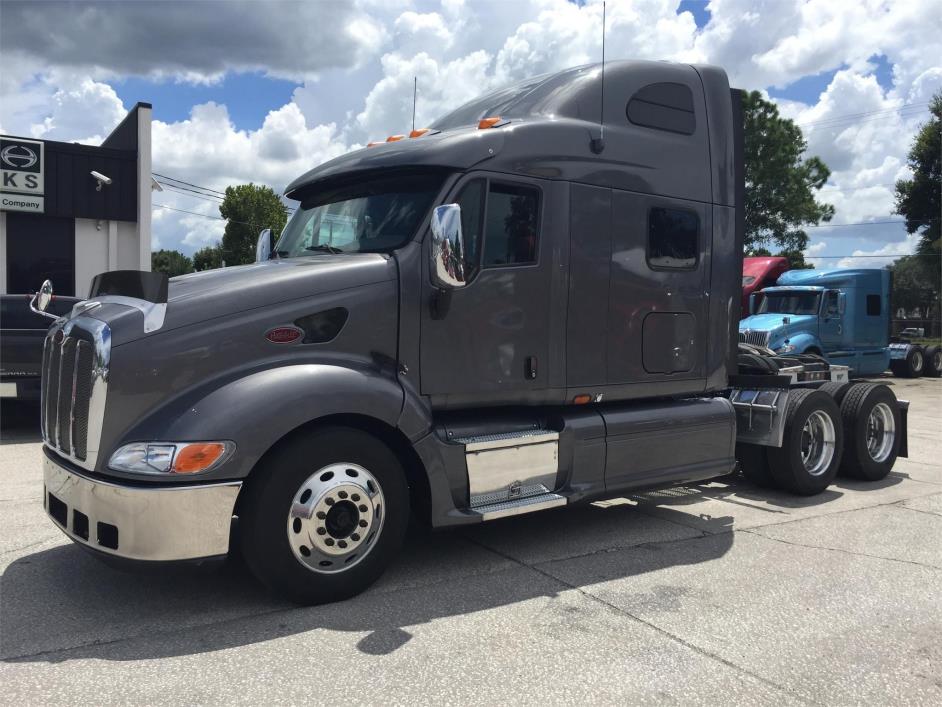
469,489,567,521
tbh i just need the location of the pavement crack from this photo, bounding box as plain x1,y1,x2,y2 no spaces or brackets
741,528,942,571
463,534,815,705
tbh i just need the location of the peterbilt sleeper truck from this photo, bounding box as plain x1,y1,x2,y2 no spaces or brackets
32,61,908,604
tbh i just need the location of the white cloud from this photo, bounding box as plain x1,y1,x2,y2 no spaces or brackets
837,232,920,269
1,0,939,261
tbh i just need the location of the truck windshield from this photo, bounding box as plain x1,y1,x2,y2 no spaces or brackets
757,292,821,316
276,174,443,257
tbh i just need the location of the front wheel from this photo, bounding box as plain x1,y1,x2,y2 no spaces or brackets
767,389,844,495
240,427,410,605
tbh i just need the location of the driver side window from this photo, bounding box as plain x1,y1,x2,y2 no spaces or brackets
824,291,839,316
454,179,485,281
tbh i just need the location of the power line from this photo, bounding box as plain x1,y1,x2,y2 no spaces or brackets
153,202,269,230
153,172,227,197
796,102,930,129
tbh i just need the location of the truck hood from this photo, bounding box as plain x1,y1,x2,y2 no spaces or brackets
89,254,396,345
739,313,816,338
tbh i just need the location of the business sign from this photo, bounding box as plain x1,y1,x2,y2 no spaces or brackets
1,137,44,195
1,193,44,213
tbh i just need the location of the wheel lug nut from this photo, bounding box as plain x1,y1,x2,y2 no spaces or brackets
351,533,360,541
325,497,335,506
338,540,348,548
316,527,327,535
358,504,368,513
325,538,335,546
358,519,368,528
351,493,360,501
316,511,326,519
338,490,348,499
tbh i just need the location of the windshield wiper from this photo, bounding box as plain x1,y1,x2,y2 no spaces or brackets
305,244,344,254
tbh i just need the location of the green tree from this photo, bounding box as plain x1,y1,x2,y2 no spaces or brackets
743,91,835,254
219,183,289,266
193,244,224,271
747,246,814,270
151,248,193,277
889,255,938,318
894,92,941,320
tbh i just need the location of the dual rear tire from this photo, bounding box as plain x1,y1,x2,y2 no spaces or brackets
737,383,900,495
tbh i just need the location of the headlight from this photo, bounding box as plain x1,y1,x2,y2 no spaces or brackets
109,441,234,475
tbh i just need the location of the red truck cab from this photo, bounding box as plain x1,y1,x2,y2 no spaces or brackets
742,256,790,318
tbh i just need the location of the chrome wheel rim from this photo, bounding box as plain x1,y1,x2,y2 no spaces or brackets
866,402,896,463
933,351,942,372
912,351,923,372
287,463,384,574
800,410,836,476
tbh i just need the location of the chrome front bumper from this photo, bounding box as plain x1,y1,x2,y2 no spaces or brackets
43,451,242,562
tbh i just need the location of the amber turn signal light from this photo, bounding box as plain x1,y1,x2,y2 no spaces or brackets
386,134,405,142
409,128,430,138
573,394,592,405
173,443,229,474
478,116,502,129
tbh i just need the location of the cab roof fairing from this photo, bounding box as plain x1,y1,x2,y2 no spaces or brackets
284,60,734,207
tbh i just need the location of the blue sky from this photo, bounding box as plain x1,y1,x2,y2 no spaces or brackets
1,0,938,264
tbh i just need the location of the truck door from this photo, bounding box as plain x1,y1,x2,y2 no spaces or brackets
419,173,563,406
819,289,842,352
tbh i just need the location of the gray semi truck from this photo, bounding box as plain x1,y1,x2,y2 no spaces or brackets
33,61,908,604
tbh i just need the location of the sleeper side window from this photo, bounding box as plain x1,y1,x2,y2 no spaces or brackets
647,207,698,270
454,179,486,279
866,294,881,316
482,183,540,267
627,82,696,135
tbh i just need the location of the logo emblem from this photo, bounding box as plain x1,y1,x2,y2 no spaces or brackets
265,326,303,344
1,145,37,170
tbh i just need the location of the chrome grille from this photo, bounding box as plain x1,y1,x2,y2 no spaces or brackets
739,330,771,348
41,317,110,468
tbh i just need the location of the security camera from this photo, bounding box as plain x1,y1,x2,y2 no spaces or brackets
90,170,112,191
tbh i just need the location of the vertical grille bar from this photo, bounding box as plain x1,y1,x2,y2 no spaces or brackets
72,340,94,460
56,337,77,453
45,335,62,443
40,335,51,439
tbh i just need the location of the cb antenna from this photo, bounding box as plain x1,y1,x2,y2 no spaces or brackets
412,76,417,133
591,1,606,154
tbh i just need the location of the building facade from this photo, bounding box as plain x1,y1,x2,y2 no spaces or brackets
0,102,152,298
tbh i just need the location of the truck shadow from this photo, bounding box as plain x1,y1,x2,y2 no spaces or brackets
0,503,734,664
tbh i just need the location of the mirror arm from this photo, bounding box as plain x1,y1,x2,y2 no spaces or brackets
29,292,59,321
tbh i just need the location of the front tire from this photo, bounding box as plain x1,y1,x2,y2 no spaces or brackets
767,389,843,495
240,427,409,605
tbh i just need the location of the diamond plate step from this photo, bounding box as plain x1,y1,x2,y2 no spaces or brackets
470,492,567,521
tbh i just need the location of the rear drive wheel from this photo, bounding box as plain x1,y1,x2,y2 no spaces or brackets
924,345,942,378
839,383,901,481
891,347,924,378
736,443,774,487
767,389,843,495
240,427,409,605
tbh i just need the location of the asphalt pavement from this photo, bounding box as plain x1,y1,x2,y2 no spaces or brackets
1,377,940,705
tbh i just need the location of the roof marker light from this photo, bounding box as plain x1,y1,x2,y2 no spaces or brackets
409,128,430,138
386,135,405,142
478,116,502,129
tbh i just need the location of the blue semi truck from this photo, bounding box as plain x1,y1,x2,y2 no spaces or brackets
740,268,942,378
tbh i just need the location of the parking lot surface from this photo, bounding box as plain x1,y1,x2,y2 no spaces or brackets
1,377,940,705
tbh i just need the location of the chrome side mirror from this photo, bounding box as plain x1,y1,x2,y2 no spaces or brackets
30,280,58,321
256,228,272,262
429,204,466,290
